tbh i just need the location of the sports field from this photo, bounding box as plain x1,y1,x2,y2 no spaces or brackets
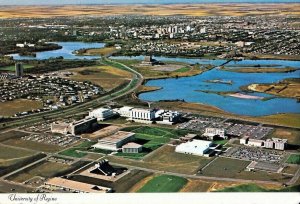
137,175,187,193
286,154,300,165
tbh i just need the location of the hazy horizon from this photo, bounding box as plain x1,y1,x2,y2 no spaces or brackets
0,0,299,6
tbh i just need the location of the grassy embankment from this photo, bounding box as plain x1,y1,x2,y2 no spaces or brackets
220,66,298,73
247,78,300,99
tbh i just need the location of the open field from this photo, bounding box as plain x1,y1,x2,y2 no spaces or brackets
267,128,300,146
144,145,212,174
180,179,213,192
201,157,250,178
286,154,300,165
282,165,299,175
137,174,187,192
0,130,28,142
216,183,300,192
8,161,71,183
0,99,43,117
67,65,133,91
0,144,36,168
247,79,300,99
79,47,118,57
0,64,34,72
155,101,300,128
0,4,299,18
2,138,63,153
58,140,96,158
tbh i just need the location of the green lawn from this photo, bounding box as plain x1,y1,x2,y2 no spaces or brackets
286,154,300,165
58,141,96,158
175,67,190,73
213,139,228,145
137,175,188,192
0,64,34,71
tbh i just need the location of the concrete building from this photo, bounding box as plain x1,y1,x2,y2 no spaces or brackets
89,108,116,121
264,139,274,149
156,110,181,125
141,55,159,66
69,117,97,135
273,138,287,150
122,142,143,153
51,117,97,136
45,177,112,193
92,131,135,151
175,140,213,157
129,108,156,122
247,139,264,147
114,106,134,118
240,136,249,145
15,63,24,77
203,128,227,140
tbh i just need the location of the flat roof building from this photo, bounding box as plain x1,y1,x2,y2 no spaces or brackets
92,131,135,151
247,139,264,147
45,177,112,193
203,128,226,140
129,108,156,122
89,108,116,121
273,138,287,150
114,106,134,118
175,140,213,157
122,142,143,153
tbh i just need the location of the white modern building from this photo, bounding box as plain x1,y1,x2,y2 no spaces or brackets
129,108,156,122
273,138,287,150
122,142,143,153
92,131,135,151
89,108,116,121
175,140,213,157
156,110,181,125
114,106,134,118
203,128,226,140
247,139,264,147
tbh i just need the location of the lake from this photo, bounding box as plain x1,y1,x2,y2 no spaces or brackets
10,42,104,60
113,56,300,116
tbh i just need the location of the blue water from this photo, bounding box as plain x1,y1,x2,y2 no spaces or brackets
1,0,299,6
10,42,104,60
113,56,300,116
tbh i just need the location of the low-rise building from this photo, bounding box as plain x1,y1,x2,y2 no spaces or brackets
203,128,227,140
273,138,287,150
156,110,181,125
114,106,134,118
129,108,156,122
247,139,264,147
44,177,112,193
92,131,135,151
122,142,143,153
89,108,116,121
240,136,249,145
175,139,213,157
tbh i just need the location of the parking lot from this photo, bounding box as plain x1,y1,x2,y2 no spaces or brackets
224,146,286,164
226,124,273,139
21,133,80,147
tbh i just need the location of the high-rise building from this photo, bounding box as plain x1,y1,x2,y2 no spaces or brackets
15,63,23,77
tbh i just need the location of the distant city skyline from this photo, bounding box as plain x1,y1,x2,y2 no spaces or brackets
0,0,299,5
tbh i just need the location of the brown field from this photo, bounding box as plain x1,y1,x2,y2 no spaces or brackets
128,174,155,192
155,101,300,128
81,47,118,56
282,165,299,175
67,65,133,91
8,161,71,183
0,4,300,18
0,130,29,142
0,99,43,117
0,144,36,168
81,125,121,140
3,139,63,153
222,67,298,73
180,179,213,192
267,128,300,145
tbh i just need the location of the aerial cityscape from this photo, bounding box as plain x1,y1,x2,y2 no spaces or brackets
0,0,299,200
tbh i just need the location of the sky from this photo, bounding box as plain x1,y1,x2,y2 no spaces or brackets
0,0,299,5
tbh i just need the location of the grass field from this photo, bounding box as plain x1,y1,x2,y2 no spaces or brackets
216,183,300,192
137,175,187,192
0,144,36,168
80,47,117,56
144,145,212,174
267,128,300,145
68,65,133,91
0,4,299,18
286,154,300,165
59,141,96,158
8,161,71,183
0,99,43,117
3,139,63,153
0,64,34,71
201,157,250,178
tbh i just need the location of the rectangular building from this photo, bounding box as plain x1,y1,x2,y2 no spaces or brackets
129,108,156,121
114,106,134,118
175,140,213,156
89,108,116,121
264,139,274,149
92,131,135,151
247,139,264,147
203,128,226,140
122,142,143,153
273,138,287,150
45,177,112,193
69,117,97,135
